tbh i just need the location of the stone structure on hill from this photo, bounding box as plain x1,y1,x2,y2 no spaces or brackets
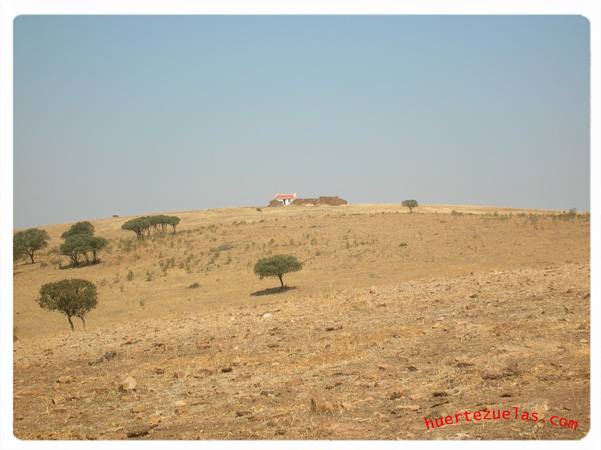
268,194,348,207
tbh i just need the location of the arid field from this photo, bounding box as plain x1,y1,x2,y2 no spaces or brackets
13,203,590,439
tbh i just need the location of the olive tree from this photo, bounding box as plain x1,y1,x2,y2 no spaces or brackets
37,279,97,331
254,255,302,288
13,228,50,263
401,199,418,214
60,235,108,265
61,221,94,240
121,215,181,238
121,217,148,239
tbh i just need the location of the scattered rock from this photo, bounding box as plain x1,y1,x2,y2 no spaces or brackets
455,361,474,369
89,351,118,365
196,367,217,377
310,396,344,414
407,366,418,372
154,368,165,375
378,364,392,371
369,286,377,295
119,376,137,392
262,313,273,319
432,391,448,398
394,404,420,412
125,425,156,438
148,414,162,426
220,367,233,373
56,375,73,384
389,391,403,400
481,361,520,380
51,396,65,405
431,400,450,408
325,325,343,332
130,405,145,413
174,400,187,407
469,293,478,298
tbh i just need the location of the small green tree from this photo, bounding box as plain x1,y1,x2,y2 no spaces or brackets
254,255,302,288
166,216,181,234
13,228,50,263
60,234,90,266
122,215,181,238
37,279,97,331
401,199,418,213
60,235,108,265
121,217,148,239
61,221,94,240
88,236,108,263
13,238,26,261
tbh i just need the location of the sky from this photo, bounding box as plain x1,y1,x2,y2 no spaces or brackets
14,15,590,227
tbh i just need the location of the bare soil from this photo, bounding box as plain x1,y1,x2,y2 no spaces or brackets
13,204,590,440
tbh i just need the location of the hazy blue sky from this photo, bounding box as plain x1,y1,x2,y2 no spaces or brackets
14,15,590,227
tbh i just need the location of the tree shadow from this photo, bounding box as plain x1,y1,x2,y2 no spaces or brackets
251,286,297,297
60,260,102,270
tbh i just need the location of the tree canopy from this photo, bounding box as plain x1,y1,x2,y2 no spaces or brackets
401,199,418,213
60,221,107,266
37,279,97,331
254,255,302,288
13,228,50,263
60,235,108,265
61,221,94,240
121,215,181,238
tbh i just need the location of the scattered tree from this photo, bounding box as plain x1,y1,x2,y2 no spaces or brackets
121,215,181,239
37,279,97,331
13,238,25,261
87,236,108,263
13,228,50,263
254,255,302,288
61,221,94,240
60,234,108,265
401,199,418,214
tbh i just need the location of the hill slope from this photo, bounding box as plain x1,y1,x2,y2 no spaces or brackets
13,204,590,439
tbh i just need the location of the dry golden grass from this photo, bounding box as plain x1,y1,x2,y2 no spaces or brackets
13,203,590,439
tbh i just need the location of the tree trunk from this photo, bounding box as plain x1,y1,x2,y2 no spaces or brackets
67,315,75,331
92,250,97,264
278,274,285,288
79,316,86,330
26,250,35,264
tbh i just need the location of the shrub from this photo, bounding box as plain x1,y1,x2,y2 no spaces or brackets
211,243,234,252
188,282,200,289
401,199,418,213
254,255,302,288
13,228,50,263
37,279,97,331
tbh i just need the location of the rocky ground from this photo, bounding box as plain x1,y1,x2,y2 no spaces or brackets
14,262,589,440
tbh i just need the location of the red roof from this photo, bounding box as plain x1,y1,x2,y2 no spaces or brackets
274,193,297,200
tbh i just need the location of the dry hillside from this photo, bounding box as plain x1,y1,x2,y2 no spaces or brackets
13,204,590,439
